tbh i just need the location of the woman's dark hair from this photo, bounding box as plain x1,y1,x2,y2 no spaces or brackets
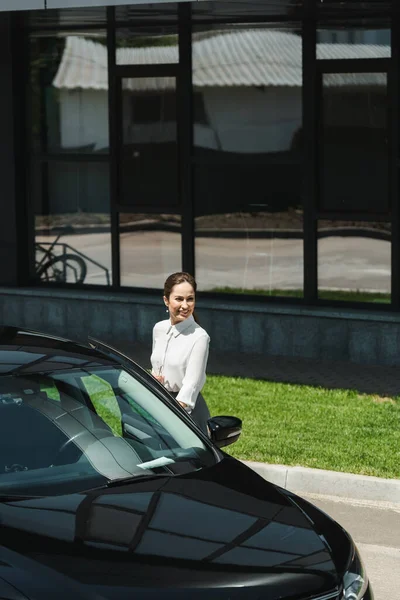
164,272,199,323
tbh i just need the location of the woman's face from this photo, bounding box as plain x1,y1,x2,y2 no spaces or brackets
164,282,195,325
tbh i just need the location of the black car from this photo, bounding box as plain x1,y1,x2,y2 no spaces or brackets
0,326,372,600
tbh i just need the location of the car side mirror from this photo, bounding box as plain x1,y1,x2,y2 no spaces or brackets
207,416,242,448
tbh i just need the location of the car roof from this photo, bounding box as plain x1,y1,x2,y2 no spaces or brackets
0,326,117,375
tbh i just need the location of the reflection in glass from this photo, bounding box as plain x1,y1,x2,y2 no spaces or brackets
317,26,390,59
28,7,107,29
34,163,111,286
194,166,303,296
115,3,177,24
116,27,178,65
317,1,391,14
119,213,181,288
30,32,109,154
317,221,391,303
120,77,178,208
192,0,302,18
193,26,302,156
192,24,303,296
320,72,388,212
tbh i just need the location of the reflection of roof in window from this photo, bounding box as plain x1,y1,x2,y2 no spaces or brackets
53,31,389,92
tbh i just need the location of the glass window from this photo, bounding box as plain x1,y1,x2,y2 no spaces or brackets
0,365,214,496
116,27,178,65
29,29,112,287
317,1,391,15
194,165,304,297
115,3,178,24
319,72,388,213
193,23,303,297
318,220,391,303
29,32,109,155
119,76,178,208
193,25,303,156
28,7,107,29
33,162,112,286
119,213,181,289
82,374,122,436
317,24,391,59
192,0,303,19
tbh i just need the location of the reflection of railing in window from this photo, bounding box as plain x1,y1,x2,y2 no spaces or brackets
35,234,110,285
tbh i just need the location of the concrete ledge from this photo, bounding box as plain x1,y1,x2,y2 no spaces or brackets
244,461,400,504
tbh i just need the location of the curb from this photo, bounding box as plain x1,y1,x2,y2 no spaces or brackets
243,461,400,504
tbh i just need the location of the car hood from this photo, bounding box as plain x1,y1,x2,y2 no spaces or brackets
0,457,346,600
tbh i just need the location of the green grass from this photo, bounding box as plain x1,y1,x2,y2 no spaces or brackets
211,287,390,303
203,375,400,479
81,375,122,436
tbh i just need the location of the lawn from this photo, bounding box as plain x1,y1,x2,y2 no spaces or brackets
203,375,400,479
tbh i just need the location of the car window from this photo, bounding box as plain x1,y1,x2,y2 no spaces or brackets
39,378,60,402
0,366,215,497
82,374,122,436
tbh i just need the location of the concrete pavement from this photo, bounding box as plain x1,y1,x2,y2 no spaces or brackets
300,492,400,600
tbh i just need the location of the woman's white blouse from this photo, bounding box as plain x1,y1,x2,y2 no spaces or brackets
150,315,210,411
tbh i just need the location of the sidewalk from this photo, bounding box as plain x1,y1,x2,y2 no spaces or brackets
118,340,400,504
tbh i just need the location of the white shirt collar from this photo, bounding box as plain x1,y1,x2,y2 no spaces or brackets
167,315,195,337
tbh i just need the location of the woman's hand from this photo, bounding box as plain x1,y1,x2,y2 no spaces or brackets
153,374,164,384
178,401,188,410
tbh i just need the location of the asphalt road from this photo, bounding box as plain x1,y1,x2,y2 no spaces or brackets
301,492,400,600
36,231,391,293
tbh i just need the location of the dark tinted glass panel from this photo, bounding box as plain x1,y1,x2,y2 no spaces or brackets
116,26,178,65
317,1,391,14
119,213,181,288
317,25,390,59
318,220,391,303
119,77,178,208
115,3,178,23
192,0,302,19
194,164,304,296
29,32,109,155
193,25,302,158
33,162,111,286
28,8,106,28
320,72,388,212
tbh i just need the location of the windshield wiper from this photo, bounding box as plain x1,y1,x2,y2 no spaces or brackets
98,472,169,490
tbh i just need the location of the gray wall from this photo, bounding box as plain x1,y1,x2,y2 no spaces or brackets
1,287,400,368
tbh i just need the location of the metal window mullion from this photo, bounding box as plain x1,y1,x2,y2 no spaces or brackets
115,64,178,78
178,3,194,276
107,7,120,288
390,10,400,308
303,14,318,304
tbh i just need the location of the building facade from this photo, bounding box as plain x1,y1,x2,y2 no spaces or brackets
0,0,399,366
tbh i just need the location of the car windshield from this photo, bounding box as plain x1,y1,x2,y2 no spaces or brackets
0,366,216,497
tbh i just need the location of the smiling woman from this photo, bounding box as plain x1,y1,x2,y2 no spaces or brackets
150,272,212,434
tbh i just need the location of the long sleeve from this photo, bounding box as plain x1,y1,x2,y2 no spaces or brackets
176,334,210,410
